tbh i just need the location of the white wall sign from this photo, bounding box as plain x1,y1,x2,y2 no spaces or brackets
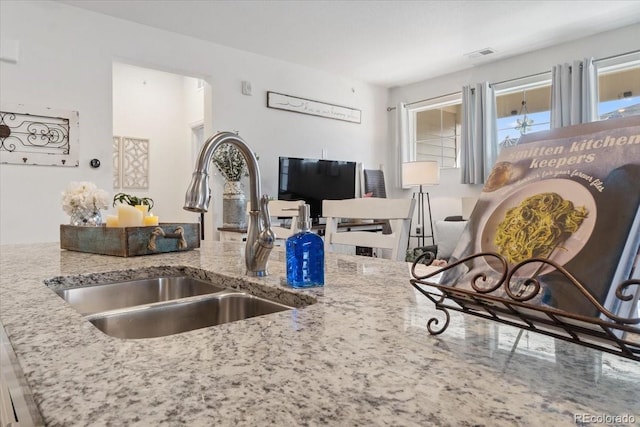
267,91,361,124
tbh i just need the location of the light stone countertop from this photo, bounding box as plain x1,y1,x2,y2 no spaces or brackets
0,241,638,426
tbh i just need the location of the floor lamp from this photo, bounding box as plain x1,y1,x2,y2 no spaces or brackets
402,161,440,247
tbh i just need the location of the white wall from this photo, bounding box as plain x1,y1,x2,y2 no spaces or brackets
112,62,197,225
0,1,388,244
389,23,640,227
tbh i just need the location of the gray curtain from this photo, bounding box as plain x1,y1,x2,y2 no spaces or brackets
395,102,411,189
550,57,599,128
460,82,498,184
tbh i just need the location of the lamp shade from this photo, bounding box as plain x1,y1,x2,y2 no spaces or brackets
402,161,440,187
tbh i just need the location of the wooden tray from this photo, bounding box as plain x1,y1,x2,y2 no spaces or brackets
60,223,200,257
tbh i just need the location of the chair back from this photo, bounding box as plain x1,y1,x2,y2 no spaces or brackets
363,169,387,198
363,168,392,234
322,198,415,261
266,199,306,240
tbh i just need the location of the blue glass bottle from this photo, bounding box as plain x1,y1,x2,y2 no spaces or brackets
286,204,324,288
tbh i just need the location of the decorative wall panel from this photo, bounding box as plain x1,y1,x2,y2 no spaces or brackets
113,136,121,188
112,136,149,189
0,104,79,166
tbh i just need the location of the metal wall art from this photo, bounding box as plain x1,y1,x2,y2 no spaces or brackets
267,91,361,124
0,103,79,167
113,136,149,189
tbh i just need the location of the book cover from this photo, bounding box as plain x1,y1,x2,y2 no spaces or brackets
442,116,640,319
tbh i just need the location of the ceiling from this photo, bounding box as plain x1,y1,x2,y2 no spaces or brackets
58,0,640,88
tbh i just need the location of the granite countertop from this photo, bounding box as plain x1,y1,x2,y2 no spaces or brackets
0,242,638,426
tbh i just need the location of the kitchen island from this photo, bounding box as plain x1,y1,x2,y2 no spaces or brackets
1,241,638,426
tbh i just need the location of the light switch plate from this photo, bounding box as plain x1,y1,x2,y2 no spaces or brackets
241,80,252,96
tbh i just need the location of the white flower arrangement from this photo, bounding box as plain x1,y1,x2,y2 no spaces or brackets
211,144,256,182
61,181,110,215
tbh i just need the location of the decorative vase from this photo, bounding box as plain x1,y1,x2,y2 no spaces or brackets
69,207,103,226
222,181,247,228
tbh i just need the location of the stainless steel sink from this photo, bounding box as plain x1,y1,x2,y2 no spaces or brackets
86,291,293,339
54,276,225,315
52,276,294,339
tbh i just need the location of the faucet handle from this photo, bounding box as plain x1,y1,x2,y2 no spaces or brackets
260,195,272,230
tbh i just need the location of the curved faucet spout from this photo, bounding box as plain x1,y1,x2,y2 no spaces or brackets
184,131,274,276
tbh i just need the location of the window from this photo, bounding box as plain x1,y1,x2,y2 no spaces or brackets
403,51,639,170
597,51,640,120
494,74,552,149
408,94,461,168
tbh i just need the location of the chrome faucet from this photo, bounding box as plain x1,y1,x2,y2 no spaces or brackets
184,131,275,277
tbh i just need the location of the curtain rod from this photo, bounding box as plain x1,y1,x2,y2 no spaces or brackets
489,69,551,88
387,49,639,112
386,71,548,111
470,49,638,87
385,70,548,111
594,48,640,63
386,90,460,111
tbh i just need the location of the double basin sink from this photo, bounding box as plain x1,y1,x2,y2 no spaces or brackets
53,276,294,339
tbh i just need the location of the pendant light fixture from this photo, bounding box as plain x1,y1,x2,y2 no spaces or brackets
514,91,534,135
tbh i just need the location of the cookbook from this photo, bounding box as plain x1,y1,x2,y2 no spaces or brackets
442,116,640,321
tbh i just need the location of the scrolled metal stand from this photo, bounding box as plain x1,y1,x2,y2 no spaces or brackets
410,251,640,361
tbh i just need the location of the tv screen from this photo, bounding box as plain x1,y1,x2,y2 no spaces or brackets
278,156,357,222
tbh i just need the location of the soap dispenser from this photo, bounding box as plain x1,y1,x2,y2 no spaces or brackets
285,204,324,288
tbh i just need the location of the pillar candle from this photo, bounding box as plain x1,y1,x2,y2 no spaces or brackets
105,215,120,227
143,214,159,226
134,204,149,217
117,204,143,227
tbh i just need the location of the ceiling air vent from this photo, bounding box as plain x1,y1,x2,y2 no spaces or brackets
464,48,496,59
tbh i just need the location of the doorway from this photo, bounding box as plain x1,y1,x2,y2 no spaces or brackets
112,62,213,238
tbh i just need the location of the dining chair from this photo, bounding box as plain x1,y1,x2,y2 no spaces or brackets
322,198,416,261
266,199,306,241
363,168,392,234
363,168,387,198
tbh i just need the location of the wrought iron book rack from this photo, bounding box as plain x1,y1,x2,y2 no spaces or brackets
410,252,640,361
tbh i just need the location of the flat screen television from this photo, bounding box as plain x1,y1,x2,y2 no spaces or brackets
278,156,357,222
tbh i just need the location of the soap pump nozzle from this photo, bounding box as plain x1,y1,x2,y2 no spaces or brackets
297,204,312,232
284,204,312,232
